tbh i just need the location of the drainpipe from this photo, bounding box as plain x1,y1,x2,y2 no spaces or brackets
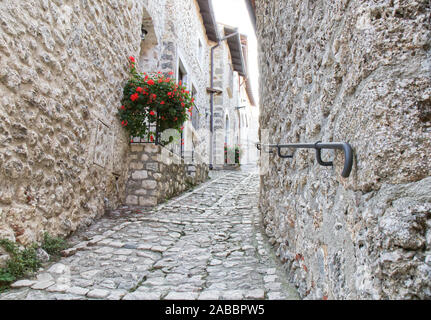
209,31,239,170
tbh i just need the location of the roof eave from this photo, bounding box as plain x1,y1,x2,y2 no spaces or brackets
197,0,220,42
224,26,247,76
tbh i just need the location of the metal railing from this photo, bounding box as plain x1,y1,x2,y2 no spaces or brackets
129,119,184,159
256,141,353,178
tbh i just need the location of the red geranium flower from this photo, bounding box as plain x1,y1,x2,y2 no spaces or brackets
147,79,155,85
150,135,154,142
130,93,139,101
129,56,135,62
149,110,155,116
120,105,125,110
136,87,143,93
160,101,165,105
168,71,174,75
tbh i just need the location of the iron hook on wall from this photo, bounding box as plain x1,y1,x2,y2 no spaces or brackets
256,141,353,178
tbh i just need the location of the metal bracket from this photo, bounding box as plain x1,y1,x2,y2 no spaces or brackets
277,145,293,158
314,141,332,166
256,141,353,178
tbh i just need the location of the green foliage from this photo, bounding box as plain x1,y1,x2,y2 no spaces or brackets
0,239,41,291
0,234,68,291
41,232,68,257
118,56,194,144
224,144,242,164
185,181,195,193
0,270,15,285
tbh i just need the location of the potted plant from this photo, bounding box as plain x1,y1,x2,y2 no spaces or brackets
118,56,195,144
224,143,242,166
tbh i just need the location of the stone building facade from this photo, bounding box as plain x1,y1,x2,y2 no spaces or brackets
0,0,248,247
238,34,259,166
251,0,431,299
137,0,215,164
124,0,221,206
211,24,255,168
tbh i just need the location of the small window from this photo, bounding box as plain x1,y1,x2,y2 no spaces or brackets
191,86,199,130
177,56,188,85
198,39,203,65
227,64,233,98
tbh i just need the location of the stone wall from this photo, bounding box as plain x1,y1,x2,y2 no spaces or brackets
0,0,218,248
255,0,431,299
0,0,154,245
125,143,209,207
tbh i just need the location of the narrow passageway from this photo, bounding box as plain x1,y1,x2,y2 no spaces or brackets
0,169,299,300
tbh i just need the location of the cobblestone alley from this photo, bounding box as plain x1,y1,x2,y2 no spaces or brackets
0,169,299,300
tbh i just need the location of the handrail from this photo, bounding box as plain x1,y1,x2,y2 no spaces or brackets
256,141,353,178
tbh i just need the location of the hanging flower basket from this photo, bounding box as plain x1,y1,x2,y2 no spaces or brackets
118,56,194,144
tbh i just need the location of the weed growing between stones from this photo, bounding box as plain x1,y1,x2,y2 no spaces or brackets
185,180,195,191
0,239,40,292
0,234,69,292
41,232,68,258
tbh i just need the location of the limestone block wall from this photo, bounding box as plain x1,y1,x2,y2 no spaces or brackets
255,0,431,299
0,0,148,245
125,144,209,207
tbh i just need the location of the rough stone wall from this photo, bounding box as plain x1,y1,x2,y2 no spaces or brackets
125,144,208,207
255,0,431,299
0,0,165,246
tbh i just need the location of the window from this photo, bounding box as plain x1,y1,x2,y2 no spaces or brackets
225,115,230,145
227,64,233,98
177,57,188,86
175,57,188,159
191,86,199,130
198,39,203,65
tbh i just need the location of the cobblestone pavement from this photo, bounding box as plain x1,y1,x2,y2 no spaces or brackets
0,169,299,300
